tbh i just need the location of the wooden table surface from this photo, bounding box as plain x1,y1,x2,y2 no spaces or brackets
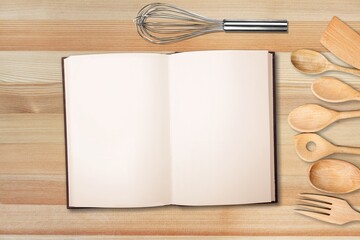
1,0,360,238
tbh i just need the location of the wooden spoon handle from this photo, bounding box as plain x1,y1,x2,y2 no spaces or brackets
338,110,360,120
337,146,360,155
351,210,360,222
331,64,360,76
352,212,360,222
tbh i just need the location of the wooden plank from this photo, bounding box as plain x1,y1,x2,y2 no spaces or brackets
0,82,63,113
0,51,65,83
1,236,359,240
2,52,360,115
1,204,359,235
0,143,65,174
1,0,360,21
1,20,360,51
0,114,64,143
0,175,310,206
0,235,358,240
2,143,360,206
0,175,66,205
1,104,360,147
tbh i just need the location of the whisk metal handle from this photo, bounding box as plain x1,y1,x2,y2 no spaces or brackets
223,20,288,32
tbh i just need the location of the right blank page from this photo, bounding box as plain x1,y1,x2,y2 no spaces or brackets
169,50,274,205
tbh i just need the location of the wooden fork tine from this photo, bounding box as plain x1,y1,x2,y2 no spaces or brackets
299,199,331,209
299,193,335,203
294,209,330,223
296,204,331,214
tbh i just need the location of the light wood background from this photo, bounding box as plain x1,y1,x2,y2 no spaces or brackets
1,0,360,238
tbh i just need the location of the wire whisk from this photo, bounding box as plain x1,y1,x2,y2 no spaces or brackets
134,3,288,44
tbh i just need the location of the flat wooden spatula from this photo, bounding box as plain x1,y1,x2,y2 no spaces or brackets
321,16,360,69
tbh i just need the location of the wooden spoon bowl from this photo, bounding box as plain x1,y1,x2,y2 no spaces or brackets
288,104,339,132
312,76,360,103
288,103,360,132
308,159,360,194
294,133,360,162
291,49,329,74
294,133,336,162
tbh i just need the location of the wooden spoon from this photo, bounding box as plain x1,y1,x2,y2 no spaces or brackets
312,76,360,103
308,159,360,194
288,103,360,132
291,49,360,76
294,133,360,162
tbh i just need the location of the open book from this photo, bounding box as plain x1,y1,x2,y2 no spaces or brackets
62,50,277,208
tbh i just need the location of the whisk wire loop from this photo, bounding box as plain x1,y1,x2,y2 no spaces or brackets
134,3,223,44
135,3,287,44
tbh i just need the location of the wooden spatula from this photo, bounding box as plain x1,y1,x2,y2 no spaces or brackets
321,16,360,69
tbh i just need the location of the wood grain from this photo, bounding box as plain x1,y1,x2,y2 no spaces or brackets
1,204,360,236
1,0,360,21
1,237,360,240
0,143,65,174
321,17,360,69
1,0,360,238
0,114,64,143
0,83,63,113
1,20,360,51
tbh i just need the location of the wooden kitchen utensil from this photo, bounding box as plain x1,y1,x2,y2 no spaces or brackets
321,16,360,70
295,193,360,225
291,49,360,76
294,133,360,162
308,159,360,194
312,76,360,103
288,103,360,132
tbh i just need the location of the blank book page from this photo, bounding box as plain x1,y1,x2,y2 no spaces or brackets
64,53,171,207
169,50,273,205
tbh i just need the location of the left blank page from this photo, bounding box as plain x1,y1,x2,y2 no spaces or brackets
64,53,171,207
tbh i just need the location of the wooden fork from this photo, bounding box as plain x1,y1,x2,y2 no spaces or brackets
295,193,360,225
